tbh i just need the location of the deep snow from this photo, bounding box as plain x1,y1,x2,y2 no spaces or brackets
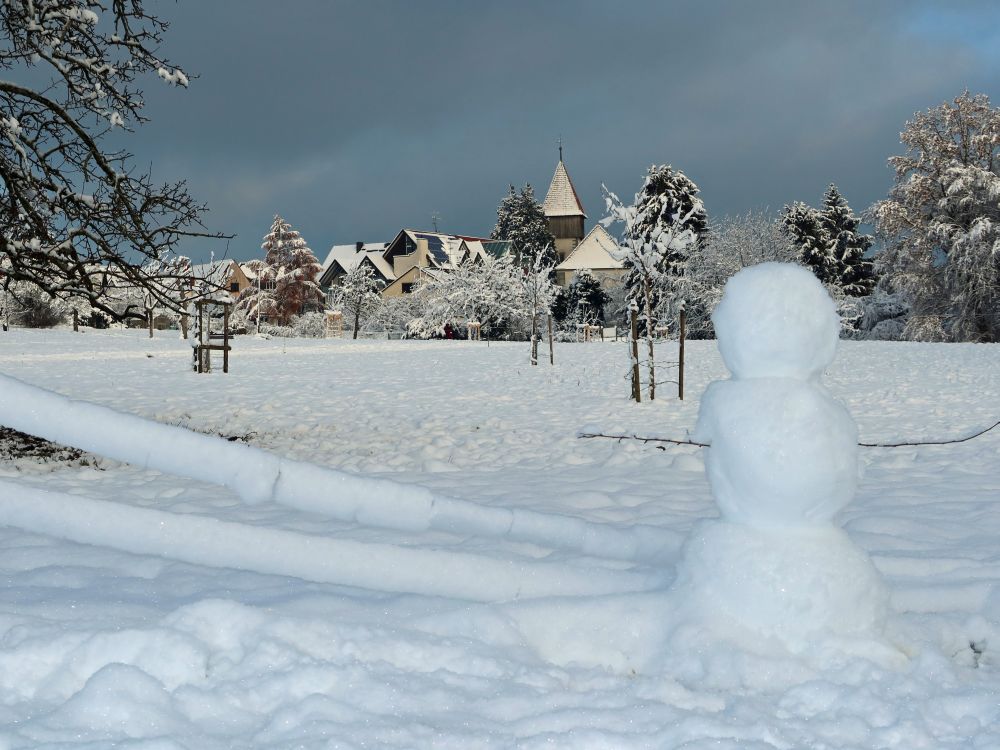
0,328,998,748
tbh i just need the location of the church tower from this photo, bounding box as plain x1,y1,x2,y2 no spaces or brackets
542,147,586,262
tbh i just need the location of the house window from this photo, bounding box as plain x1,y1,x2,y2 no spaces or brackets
230,282,239,293
402,283,414,294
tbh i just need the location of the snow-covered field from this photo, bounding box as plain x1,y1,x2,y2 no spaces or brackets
0,328,999,749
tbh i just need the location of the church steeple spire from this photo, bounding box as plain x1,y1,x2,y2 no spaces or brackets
542,148,586,262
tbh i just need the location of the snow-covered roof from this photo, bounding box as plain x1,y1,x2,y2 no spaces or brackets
554,224,623,271
543,160,587,219
190,260,235,287
463,240,489,264
239,263,258,281
320,243,386,277
362,250,396,281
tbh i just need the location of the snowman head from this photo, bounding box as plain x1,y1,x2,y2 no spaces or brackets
712,263,841,381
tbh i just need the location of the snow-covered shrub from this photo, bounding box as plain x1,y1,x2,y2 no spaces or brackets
2,281,66,328
292,312,327,338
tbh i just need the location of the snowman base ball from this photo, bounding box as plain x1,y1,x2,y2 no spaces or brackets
672,521,888,646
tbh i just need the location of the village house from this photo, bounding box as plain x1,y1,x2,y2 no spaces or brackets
553,224,625,287
317,242,391,291
318,231,511,299
189,259,252,301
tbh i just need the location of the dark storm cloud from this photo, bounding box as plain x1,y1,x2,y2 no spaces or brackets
126,1,1000,262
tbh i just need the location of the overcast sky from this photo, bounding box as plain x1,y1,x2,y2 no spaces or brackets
125,1,1000,263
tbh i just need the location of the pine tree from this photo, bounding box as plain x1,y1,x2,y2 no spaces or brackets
608,165,707,338
604,166,706,401
781,202,837,284
820,184,876,296
551,270,611,325
570,270,611,324
261,215,324,325
491,185,557,268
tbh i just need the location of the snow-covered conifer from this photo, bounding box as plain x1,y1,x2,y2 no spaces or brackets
259,216,324,325
611,165,707,338
781,202,837,284
820,184,875,297
491,185,557,268
554,269,611,326
604,168,706,400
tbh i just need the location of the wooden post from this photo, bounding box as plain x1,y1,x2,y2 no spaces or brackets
223,303,230,374
678,306,686,401
547,314,554,365
197,303,205,373
630,307,641,403
147,307,154,338
72,309,79,332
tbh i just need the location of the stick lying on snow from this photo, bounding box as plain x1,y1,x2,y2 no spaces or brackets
579,420,1000,450
0,373,676,565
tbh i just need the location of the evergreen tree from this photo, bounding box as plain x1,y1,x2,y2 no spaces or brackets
604,166,706,401
491,184,557,268
821,184,876,296
570,270,611,324
609,165,707,337
781,202,837,284
261,215,324,325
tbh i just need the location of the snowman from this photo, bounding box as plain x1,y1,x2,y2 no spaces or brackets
672,263,888,647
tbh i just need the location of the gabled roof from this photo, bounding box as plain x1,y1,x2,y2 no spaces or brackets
554,224,623,271
359,250,395,282
190,259,236,287
543,160,586,219
320,242,386,277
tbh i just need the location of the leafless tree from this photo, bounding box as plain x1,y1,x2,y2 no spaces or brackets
0,0,228,322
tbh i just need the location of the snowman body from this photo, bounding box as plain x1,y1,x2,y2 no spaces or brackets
675,263,888,645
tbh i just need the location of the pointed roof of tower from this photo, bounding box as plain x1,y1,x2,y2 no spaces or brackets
543,160,587,219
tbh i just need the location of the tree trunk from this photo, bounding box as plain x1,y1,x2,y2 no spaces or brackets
530,314,538,366
147,308,154,338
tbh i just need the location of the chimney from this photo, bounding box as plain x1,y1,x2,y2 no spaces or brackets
356,241,364,253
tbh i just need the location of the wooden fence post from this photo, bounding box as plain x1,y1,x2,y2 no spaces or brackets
223,303,231,374
547,315,554,365
630,307,641,403
678,306,686,401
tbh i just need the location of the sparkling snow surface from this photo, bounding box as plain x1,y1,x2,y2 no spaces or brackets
1,329,999,748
